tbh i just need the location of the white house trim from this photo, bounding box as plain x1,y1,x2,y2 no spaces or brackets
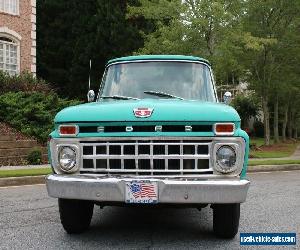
31,0,36,74
0,27,21,74
0,27,22,40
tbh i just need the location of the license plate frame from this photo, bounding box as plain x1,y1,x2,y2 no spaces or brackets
125,180,158,204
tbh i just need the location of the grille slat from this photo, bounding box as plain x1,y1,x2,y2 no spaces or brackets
150,141,154,174
81,139,212,176
80,169,212,173
82,155,209,160
93,146,96,170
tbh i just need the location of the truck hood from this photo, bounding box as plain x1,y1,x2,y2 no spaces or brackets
54,99,240,123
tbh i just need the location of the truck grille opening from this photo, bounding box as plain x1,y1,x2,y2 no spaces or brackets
80,139,212,176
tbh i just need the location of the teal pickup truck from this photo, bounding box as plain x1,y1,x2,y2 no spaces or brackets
46,55,250,238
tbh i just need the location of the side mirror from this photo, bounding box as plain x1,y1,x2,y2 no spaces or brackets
87,90,95,102
223,91,232,104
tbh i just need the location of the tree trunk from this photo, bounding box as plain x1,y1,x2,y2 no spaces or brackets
273,94,279,143
294,127,298,139
282,106,288,142
288,108,293,139
262,97,270,146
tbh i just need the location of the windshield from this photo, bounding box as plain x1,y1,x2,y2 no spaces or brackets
99,61,216,101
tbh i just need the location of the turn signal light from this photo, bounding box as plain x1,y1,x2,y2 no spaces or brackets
214,123,235,135
59,125,78,136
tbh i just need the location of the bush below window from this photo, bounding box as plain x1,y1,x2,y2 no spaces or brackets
0,71,52,95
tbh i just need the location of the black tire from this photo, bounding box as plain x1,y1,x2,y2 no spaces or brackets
213,203,240,238
58,198,94,234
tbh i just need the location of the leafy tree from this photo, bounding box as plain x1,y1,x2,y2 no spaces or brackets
241,0,300,145
128,0,300,144
37,0,144,98
232,94,259,128
127,0,246,85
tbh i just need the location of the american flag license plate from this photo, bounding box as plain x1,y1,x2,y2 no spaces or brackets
125,181,158,204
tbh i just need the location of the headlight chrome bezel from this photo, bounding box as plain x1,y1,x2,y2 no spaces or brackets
51,142,80,174
212,141,245,175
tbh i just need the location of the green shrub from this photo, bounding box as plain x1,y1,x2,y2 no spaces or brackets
27,148,42,165
0,71,52,94
0,92,81,143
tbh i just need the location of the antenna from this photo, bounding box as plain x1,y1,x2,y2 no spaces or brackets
88,59,92,90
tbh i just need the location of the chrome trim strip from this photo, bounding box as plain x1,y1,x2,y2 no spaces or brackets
80,142,211,146
107,60,209,67
51,136,243,141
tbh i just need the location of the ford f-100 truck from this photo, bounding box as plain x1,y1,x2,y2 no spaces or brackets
46,55,250,238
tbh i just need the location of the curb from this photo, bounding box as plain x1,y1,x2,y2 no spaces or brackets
0,165,300,187
248,164,300,172
0,175,46,187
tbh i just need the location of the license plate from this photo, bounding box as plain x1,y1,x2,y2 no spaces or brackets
125,180,158,204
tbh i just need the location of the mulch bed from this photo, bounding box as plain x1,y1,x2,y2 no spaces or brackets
0,122,35,141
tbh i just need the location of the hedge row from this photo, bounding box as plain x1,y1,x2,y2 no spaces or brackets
0,92,81,143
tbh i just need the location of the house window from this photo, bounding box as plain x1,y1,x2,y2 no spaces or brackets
0,37,18,75
0,0,19,15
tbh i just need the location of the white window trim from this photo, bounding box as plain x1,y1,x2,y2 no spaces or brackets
0,0,20,16
0,27,21,75
0,39,18,75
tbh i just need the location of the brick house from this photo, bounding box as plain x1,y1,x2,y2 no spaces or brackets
0,0,36,75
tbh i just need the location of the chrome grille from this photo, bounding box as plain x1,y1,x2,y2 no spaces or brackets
80,139,212,176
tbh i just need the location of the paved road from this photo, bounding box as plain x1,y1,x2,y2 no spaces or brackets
0,171,299,250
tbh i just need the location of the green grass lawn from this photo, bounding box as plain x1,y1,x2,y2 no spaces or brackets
0,168,52,178
250,137,272,147
250,138,299,158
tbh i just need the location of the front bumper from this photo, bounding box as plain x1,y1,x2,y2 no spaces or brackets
46,174,250,204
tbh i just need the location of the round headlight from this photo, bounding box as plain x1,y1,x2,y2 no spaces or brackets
216,146,236,173
58,146,77,172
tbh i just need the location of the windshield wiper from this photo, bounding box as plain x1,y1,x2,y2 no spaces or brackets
144,91,184,100
100,95,140,100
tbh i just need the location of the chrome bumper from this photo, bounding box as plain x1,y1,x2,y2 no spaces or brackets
46,174,250,204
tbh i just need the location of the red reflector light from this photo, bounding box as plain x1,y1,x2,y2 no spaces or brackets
59,125,78,136
215,123,234,135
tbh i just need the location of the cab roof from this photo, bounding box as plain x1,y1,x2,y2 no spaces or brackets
107,55,210,66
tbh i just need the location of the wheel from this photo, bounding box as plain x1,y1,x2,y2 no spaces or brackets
58,198,94,234
213,203,240,238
